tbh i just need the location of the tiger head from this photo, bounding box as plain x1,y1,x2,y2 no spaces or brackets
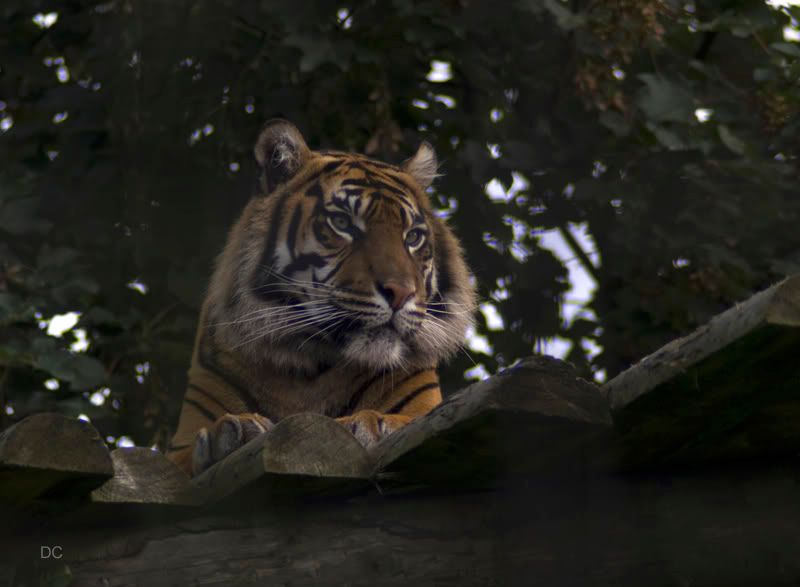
209,120,476,373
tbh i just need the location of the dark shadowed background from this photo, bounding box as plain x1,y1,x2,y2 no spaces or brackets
1,0,798,451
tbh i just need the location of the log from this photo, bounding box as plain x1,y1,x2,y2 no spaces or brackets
605,274,800,467
90,447,196,506
187,356,612,497
372,355,613,488
190,412,373,504
0,413,113,502
24,465,800,587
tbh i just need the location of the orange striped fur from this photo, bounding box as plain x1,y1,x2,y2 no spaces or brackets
167,121,475,476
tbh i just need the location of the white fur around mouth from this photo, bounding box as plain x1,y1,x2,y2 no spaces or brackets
343,326,406,370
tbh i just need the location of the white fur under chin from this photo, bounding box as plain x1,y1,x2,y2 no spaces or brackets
343,328,407,371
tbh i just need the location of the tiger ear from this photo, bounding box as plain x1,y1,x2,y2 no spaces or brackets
254,119,311,193
402,141,439,190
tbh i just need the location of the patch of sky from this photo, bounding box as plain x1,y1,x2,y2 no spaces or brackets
427,60,452,83
535,223,599,328
337,8,353,29
694,108,713,123
480,303,505,330
135,362,150,384
32,12,58,28
536,336,573,360
766,0,800,8
71,329,89,352
464,364,490,381
485,172,529,203
127,278,148,295
465,325,492,355
433,95,456,109
47,312,80,337
117,436,135,448
90,387,111,407
672,257,691,268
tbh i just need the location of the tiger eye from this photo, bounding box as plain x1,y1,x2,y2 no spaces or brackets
329,213,352,232
405,228,426,248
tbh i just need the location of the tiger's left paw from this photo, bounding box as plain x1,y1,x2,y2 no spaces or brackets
192,412,273,477
335,410,411,448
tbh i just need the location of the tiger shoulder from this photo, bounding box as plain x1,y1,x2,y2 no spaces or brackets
167,120,476,476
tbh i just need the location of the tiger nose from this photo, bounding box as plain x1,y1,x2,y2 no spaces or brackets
376,281,416,311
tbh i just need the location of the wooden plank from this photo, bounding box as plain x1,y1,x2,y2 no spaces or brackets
30,465,800,587
372,356,613,488
604,274,800,467
0,413,113,502
91,447,197,506
191,412,372,504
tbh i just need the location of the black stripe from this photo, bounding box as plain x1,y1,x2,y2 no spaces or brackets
286,205,303,257
196,330,268,418
387,173,418,195
396,368,428,387
184,397,218,423
336,370,388,417
318,254,348,283
435,238,452,296
322,160,344,173
283,253,326,275
306,181,324,199
387,382,440,414
251,190,292,296
363,159,396,170
187,383,234,415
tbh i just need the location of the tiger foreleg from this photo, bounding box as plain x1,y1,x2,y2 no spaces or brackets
191,412,273,476
335,410,412,448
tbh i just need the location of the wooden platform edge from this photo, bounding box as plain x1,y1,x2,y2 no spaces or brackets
190,412,373,504
603,274,800,411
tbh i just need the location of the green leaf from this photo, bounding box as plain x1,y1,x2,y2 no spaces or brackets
31,338,107,390
0,196,52,235
637,74,694,124
771,42,800,58
599,111,631,137
717,125,747,155
542,0,585,31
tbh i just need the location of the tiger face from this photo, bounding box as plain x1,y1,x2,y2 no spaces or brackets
211,120,475,373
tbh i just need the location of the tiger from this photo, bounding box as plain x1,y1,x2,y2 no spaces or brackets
166,119,476,477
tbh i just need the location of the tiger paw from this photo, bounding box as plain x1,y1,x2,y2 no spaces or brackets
335,410,411,448
191,412,273,476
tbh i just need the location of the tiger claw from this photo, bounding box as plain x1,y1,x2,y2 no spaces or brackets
336,410,410,448
191,412,273,476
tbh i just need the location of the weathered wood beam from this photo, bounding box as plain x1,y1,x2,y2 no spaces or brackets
190,412,373,504
90,447,196,506
29,464,800,587
605,274,800,467
372,355,613,487
0,413,112,502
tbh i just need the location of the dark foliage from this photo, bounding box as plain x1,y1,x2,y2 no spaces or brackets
1,0,798,448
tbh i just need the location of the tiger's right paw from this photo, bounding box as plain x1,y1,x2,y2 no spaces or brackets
191,413,273,477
